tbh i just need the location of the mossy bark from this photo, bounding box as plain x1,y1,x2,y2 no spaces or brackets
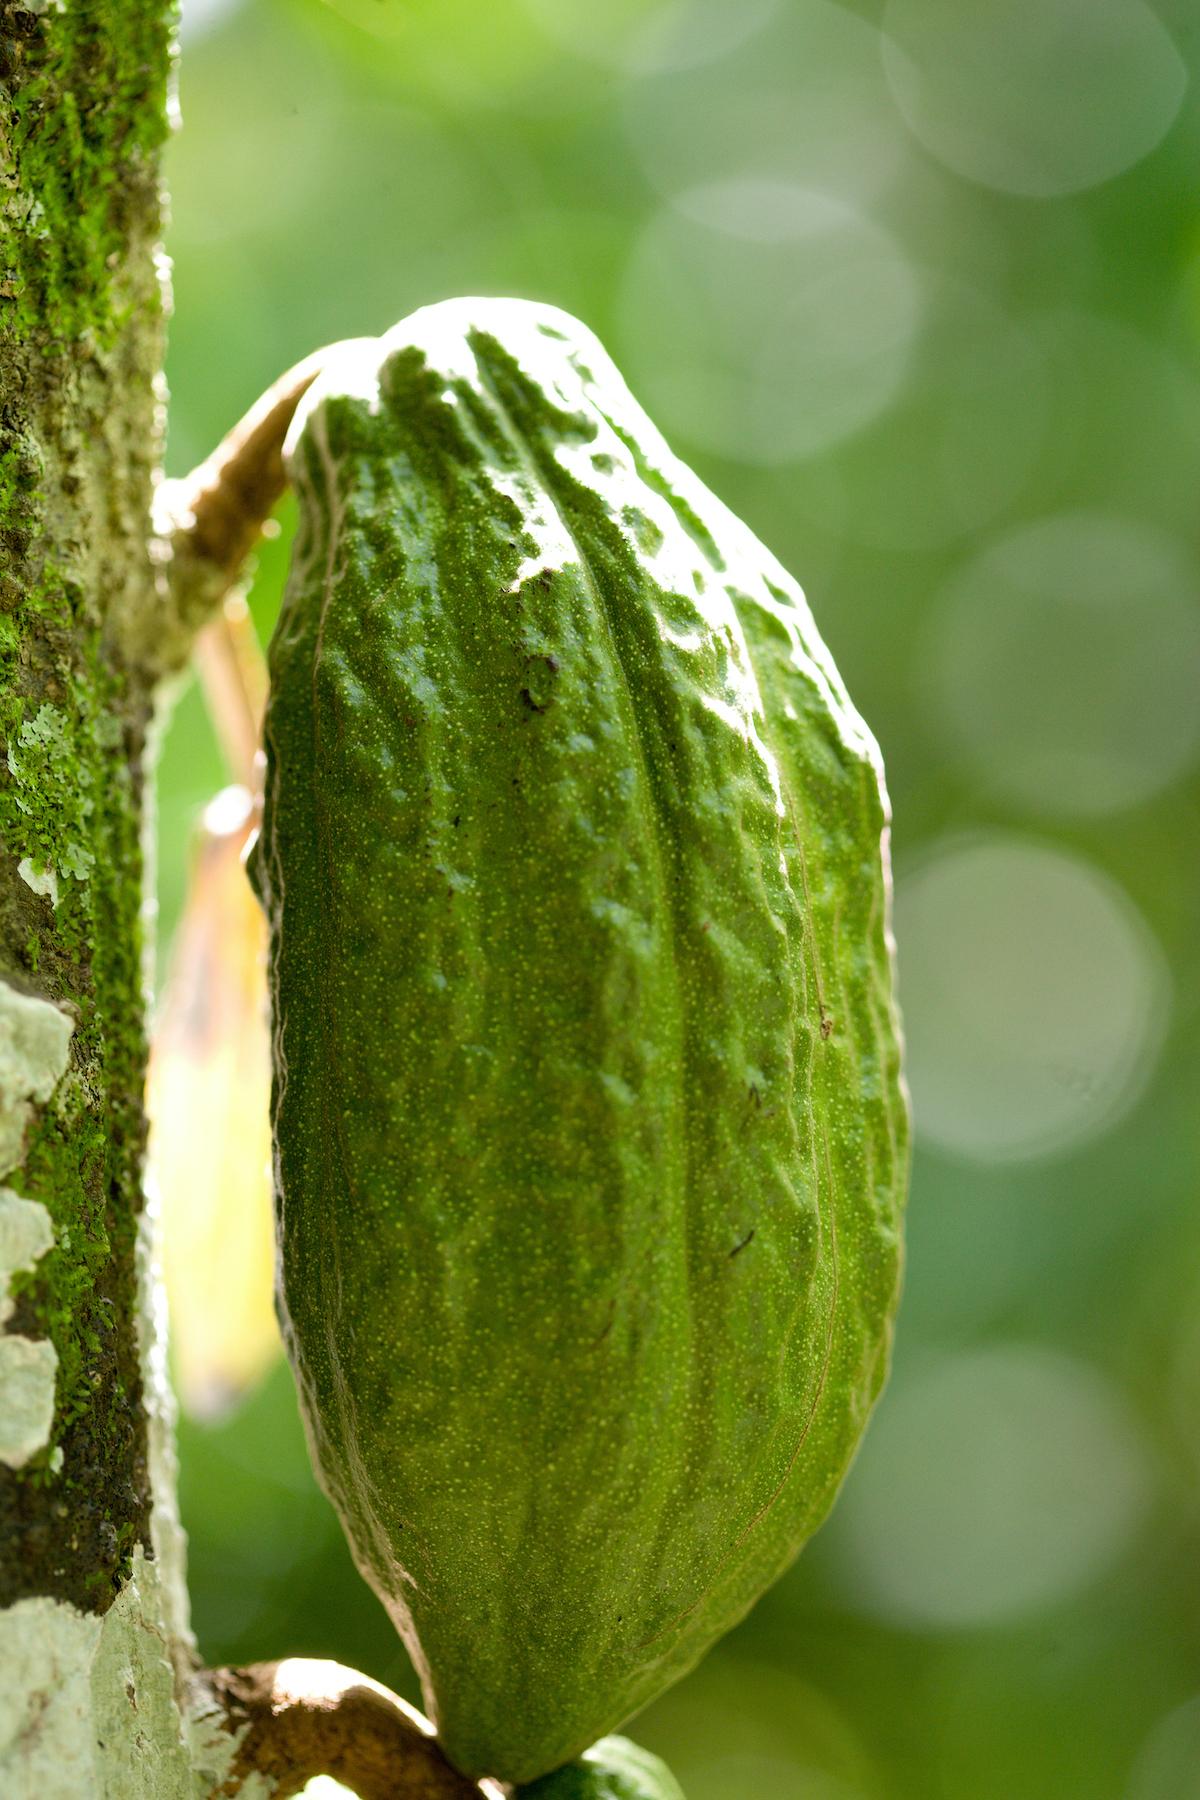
1,0,170,1617
0,6,250,1794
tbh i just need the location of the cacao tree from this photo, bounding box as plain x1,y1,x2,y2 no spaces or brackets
0,7,905,1795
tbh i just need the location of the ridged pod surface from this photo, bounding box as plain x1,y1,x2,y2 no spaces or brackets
251,298,908,1785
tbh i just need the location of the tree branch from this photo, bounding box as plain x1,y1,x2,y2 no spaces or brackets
201,1659,508,1800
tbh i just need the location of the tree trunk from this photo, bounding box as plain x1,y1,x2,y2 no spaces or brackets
0,5,251,1791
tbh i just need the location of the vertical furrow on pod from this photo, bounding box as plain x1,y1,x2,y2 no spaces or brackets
462,334,702,1569
466,327,834,1620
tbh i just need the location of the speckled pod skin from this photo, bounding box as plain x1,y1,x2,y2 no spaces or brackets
251,299,908,1785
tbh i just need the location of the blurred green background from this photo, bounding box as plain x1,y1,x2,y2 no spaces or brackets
155,1,1200,1795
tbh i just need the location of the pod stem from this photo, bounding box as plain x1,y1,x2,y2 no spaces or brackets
146,339,373,681
199,1659,508,1800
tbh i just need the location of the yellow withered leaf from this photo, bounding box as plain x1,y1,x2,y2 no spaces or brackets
148,784,280,1418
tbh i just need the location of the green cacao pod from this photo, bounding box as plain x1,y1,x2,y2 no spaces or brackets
251,298,907,1784
517,1735,685,1800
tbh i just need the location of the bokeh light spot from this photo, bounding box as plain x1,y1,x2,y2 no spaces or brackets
882,0,1186,197
630,0,783,75
624,0,908,205
1028,311,1200,533
617,185,921,464
521,0,780,72
831,1346,1154,1629
930,512,1200,818
895,835,1169,1163
792,279,1046,552
639,1655,879,1800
